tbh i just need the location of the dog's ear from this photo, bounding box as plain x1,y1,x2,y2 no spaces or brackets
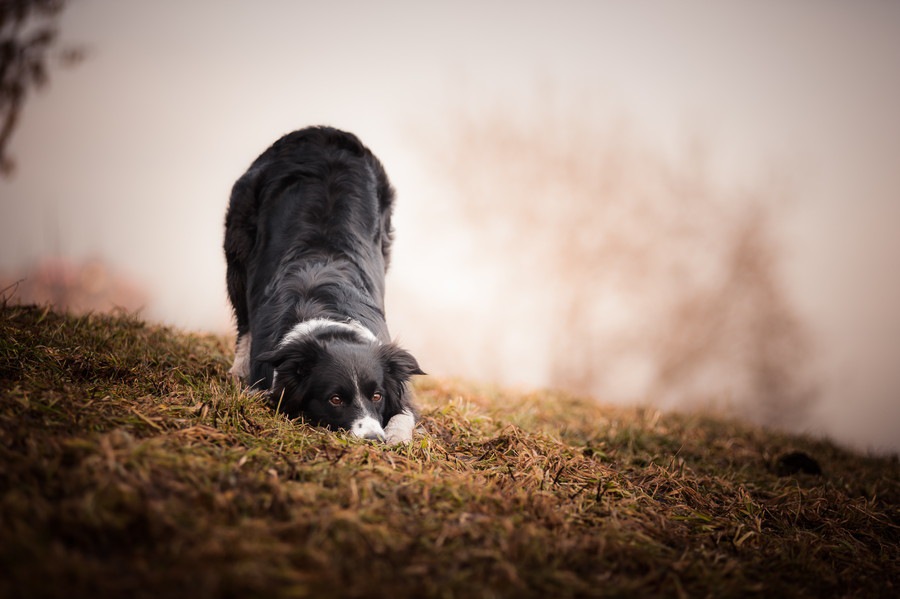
377,343,425,381
255,348,285,368
257,339,323,375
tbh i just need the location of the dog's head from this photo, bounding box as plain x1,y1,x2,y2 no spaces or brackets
258,335,423,440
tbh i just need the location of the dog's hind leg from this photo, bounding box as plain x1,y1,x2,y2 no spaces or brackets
229,332,251,382
224,178,256,385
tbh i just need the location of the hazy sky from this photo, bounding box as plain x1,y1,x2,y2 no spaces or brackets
3,0,899,452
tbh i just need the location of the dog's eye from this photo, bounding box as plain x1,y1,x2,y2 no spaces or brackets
372,392,382,403
328,395,343,406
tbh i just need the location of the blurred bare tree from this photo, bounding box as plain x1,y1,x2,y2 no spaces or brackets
0,0,81,176
435,106,817,428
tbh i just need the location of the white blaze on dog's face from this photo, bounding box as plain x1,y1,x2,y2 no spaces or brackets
259,335,422,441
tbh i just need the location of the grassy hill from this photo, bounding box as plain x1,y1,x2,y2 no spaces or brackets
1,303,898,598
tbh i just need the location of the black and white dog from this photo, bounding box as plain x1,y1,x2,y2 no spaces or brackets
224,126,423,443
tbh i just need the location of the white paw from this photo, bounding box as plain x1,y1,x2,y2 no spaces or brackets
229,333,251,381
384,410,416,444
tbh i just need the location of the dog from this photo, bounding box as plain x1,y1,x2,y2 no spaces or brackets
223,126,423,443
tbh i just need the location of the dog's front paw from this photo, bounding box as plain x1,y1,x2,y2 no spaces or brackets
384,410,416,444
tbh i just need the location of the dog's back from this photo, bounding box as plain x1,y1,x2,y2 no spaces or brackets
225,129,394,312
224,127,397,387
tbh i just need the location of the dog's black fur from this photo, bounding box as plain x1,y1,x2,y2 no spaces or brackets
224,127,422,440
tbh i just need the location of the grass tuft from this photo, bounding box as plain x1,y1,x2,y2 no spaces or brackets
1,304,898,598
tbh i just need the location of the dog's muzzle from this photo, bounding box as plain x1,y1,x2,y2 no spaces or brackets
351,416,386,442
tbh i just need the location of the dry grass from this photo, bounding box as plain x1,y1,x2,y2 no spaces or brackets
1,303,898,598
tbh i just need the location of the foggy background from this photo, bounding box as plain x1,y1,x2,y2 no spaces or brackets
2,0,899,454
